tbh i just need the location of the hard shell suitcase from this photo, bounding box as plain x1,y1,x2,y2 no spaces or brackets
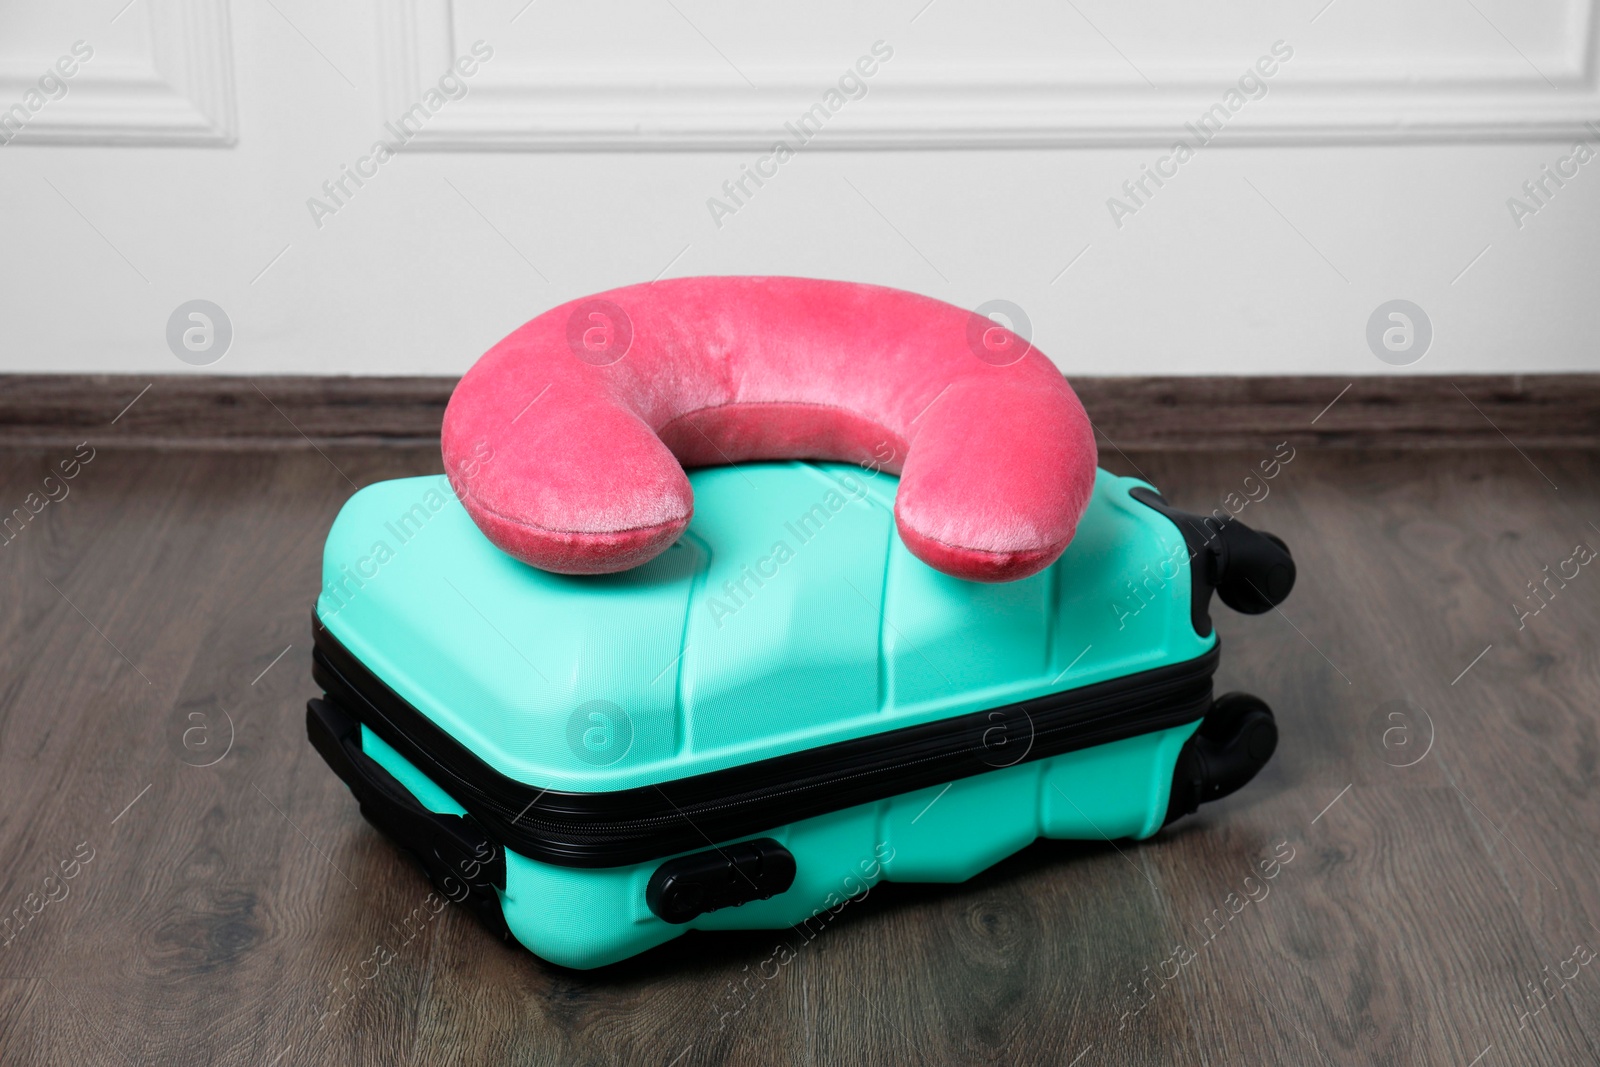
306,461,1295,969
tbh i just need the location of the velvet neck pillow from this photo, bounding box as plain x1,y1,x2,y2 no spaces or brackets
441,276,1097,583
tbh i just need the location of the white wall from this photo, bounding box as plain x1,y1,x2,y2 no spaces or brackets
1,0,1599,377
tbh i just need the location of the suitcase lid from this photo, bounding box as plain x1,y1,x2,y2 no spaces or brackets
315,463,1214,793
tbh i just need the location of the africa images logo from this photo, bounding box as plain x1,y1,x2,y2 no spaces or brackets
1105,40,1294,229
305,41,494,229
0,40,94,146
706,41,894,228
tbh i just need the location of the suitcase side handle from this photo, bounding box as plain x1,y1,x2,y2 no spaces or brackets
306,697,513,940
646,838,797,924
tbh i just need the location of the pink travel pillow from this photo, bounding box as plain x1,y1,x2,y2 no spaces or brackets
441,277,1097,583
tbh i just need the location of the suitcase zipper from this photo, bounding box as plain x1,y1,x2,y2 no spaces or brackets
312,615,1218,869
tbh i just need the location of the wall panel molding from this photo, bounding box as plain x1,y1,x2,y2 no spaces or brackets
378,0,1600,150
0,0,236,147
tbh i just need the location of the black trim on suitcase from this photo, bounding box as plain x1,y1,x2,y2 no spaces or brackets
310,614,1220,869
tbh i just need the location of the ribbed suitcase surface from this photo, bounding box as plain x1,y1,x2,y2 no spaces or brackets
308,462,1293,967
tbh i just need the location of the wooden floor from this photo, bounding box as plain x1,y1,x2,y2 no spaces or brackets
2,442,1598,1067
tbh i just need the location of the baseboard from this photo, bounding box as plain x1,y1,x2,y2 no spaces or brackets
0,376,450,450
2,374,1597,451
1074,375,1600,450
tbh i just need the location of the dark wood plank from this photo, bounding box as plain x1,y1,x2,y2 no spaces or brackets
1110,446,1600,1067
2,442,1599,1065
3,374,1600,450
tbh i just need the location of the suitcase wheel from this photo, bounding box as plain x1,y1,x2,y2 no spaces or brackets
1163,692,1277,826
1127,487,1295,634
1214,529,1296,616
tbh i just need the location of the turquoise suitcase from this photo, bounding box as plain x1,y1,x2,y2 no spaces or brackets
306,462,1294,969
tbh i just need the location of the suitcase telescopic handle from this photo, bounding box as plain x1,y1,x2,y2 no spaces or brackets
306,697,513,940
1128,488,1296,637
